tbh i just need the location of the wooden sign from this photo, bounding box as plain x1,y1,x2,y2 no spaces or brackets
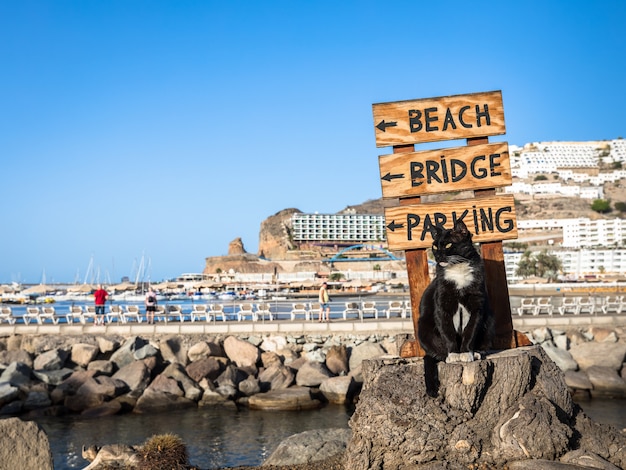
384,194,517,251
379,142,511,199
373,90,505,148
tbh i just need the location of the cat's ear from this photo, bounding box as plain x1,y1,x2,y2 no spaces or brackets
454,220,469,236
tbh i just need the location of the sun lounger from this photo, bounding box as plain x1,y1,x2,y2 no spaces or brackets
124,305,143,323
39,306,60,324
0,306,16,325
83,305,99,324
558,297,579,315
208,304,227,322
343,302,362,320
385,300,405,319
66,305,85,324
190,304,208,322
517,298,536,316
534,297,554,316
601,295,623,315
237,303,255,321
106,305,126,324
255,302,273,321
166,305,185,322
361,301,378,319
23,307,41,325
290,302,309,321
577,297,595,315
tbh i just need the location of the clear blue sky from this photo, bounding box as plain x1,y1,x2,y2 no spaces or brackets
1,1,624,284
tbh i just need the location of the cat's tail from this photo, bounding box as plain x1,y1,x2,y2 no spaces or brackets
423,354,440,398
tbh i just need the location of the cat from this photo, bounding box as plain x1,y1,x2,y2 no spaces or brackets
418,219,495,397
81,443,141,470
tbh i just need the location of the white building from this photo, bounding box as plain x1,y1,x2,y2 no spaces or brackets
291,213,386,243
505,249,626,282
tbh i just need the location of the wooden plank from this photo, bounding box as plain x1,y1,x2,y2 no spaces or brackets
384,194,517,251
373,90,505,147
379,142,511,199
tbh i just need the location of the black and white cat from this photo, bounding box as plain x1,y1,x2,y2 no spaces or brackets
418,220,495,397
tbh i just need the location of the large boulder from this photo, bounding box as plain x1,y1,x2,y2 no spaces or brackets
223,336,260,368
263,428,351,466
0,418,53,469
569,342,626,370
345,346,626,469
248,386,322,411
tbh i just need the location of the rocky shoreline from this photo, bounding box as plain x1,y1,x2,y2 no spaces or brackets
0,325,625,419
0,327,625,469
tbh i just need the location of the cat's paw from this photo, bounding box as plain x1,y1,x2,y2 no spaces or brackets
445,352,461,363
458,351,479,363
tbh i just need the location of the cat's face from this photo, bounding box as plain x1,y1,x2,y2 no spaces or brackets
431,221,473,266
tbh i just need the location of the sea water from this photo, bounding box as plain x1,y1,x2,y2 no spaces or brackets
32,399,624,469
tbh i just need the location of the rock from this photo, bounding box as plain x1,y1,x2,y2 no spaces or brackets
224,336,260,368
0,350,33,367
159,336,188,366
0,383,20,406
563,370,593,391
185,356,224,383
134,343,159,360
0,362,33,386
325,345,349,375
258,364,295,392
110,337,147,369
188,340,223,361
71,343,99,367
320,376,356,404
112,361,152,397
0,417,53,469
248,386,322,411
507,460,596,469
569,342,626,370
33,348,68,371
229,237,247,255
23,390,51,410
161,363,203,401
216,364,249,390
540,343,578,371
296,361,333,387
560,449,621,469
261,351,283,368
348,342,386,372
87,360,115,375
80,400,123,418
262,428,351,466
260,335,288,353
97,336,120,354
589,327,617,343
276,347,299,365
239,376,261,396
345,346,626,469
585,366,626,397
32,368,73,386
50,369,97,404
134,375,196,413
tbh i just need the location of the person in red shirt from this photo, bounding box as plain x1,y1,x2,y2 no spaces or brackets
93,285,108,325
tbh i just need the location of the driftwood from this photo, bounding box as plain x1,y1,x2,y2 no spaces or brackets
345,346,625,469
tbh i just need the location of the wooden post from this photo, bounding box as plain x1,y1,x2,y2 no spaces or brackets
393,144,428,358
467,137,514,350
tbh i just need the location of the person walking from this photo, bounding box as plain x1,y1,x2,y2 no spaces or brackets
93,284,108,325
145,287,157,324
318,282,331,322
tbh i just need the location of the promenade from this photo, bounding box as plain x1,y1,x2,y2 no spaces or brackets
1,313,625,337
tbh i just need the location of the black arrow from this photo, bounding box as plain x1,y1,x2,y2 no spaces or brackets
376,120,397,132
381,172,404,182
386,220,404,232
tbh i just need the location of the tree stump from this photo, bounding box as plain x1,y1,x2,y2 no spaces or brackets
345,346,626,469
